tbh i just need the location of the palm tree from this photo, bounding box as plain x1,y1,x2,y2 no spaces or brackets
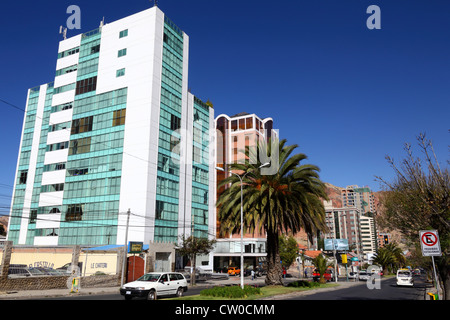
384,242,406,270
372,247,395,275
312,254,333,284
216,138,328,285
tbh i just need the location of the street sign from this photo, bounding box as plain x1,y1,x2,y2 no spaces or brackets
128,241,143,254
419,230,441,256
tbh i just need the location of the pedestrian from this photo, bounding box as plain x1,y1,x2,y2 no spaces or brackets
304,269,308,278
251,270,255,281
283,267,286,279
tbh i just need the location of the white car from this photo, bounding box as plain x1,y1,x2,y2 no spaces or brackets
120,272,188,300
348,272,358,280
358,271,371,281
396,269,414,287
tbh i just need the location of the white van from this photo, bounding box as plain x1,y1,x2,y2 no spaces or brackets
396,269,414,287
120,272,188,300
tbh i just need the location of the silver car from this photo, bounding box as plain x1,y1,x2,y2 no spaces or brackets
358,271,371,281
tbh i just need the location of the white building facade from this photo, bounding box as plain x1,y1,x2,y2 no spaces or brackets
8,7,215,252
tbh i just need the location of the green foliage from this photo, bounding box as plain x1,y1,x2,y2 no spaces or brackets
287,280,321,288
312,254,332,284
279,235,299,269
216,138,328,285
373,242,406,274
200,285,262,299
176,235,216,286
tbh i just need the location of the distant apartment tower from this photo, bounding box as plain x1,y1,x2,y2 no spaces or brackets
323,199,378,256
7,7,215,248
341,185,376,214
323,201,362,253
359,216,377,253
214,112,275,271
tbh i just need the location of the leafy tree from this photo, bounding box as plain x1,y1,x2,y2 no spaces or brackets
376,133,449,299
279,235,299,270
217,138,328,285
176,235,216,286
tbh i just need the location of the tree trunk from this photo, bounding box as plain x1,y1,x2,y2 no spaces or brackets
438,259,449,300
265,230,283,286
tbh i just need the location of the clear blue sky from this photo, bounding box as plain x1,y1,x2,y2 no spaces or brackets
0,0,449,214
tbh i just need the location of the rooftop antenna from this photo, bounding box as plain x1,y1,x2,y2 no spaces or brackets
153,0,158,7
99,16,105,28
59,25,67,40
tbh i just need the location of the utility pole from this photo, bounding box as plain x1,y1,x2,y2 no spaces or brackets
120,209,131,286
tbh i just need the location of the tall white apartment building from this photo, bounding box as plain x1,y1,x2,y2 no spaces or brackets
7,7,216,248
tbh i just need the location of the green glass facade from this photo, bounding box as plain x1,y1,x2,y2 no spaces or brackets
57,28,127,245
154,18,184,243
191,98,211,239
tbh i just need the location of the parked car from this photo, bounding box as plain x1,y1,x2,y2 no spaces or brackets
8,267,44,278
32,267,66,275
227,267,240,276
312,269,334,282
396,269,414,287
120,272,188,300
348,272,358,280
358,271,371,281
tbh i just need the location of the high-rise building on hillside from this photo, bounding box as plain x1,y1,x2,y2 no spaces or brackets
341,185,376,214
7,6,216,248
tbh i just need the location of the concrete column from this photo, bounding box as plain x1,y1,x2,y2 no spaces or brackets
0,241,13,279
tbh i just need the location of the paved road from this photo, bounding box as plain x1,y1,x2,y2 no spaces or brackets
38,275,429,300
284,275,429,300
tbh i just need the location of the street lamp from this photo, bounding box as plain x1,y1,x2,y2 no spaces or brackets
216,162,270,289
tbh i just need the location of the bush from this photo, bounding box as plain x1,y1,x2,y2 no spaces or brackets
200,285,262,298
287,280,321,288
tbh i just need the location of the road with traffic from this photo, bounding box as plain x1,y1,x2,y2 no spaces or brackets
37,275,429,300
285,275,429,300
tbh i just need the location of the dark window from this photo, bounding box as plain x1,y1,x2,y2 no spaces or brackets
155,200,164,219
30,210,37,224
170,114,181,131
68,168,89,176
231,120,237,132
71,116,93,134
75,76,97,95
19,171,28,184
66,204,84,221
91,44,100,54
163,33,168,43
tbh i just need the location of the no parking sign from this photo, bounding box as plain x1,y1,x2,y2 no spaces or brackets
420,230,442,257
